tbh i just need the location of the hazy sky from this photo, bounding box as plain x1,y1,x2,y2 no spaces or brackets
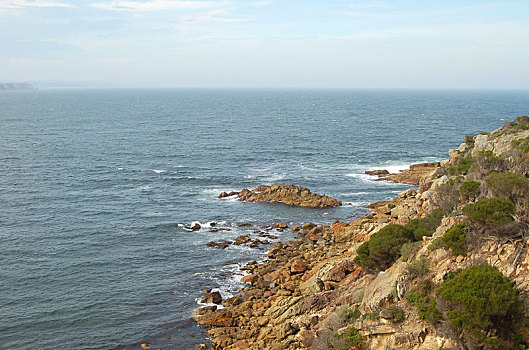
2,0,529,88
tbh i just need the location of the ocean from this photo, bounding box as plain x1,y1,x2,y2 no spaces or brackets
1,88,528,349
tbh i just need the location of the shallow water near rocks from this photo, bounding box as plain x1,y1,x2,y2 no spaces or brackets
1,88,528,349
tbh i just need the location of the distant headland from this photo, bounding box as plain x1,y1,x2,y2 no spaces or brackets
0,83,35,91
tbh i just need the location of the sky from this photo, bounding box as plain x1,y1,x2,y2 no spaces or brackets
1,0,529,88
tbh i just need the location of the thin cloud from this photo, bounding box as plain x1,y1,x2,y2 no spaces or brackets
251,1,274,6
89,0,221,12
181,9,255,24
0,0,71,9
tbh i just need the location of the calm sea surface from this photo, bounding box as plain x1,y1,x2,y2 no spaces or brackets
1,89,528,349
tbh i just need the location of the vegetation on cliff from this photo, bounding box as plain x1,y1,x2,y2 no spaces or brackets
438,264,522,346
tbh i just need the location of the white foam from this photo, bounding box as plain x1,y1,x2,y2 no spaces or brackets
297,163,320,172
262,173,287,182
341,191,369,196
153,169,165,173
202,188,236,196
386,165,410,173
343,201,371,206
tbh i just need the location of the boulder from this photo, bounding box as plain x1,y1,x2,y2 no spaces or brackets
218,191,238,198
273,222,288,229
201,291,222,304
207,240,231,249
241,274,258,284
365,169,390,176
234,235,251,245
290,258,309,274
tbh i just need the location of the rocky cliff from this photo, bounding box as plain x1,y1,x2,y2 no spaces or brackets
196,116,529,350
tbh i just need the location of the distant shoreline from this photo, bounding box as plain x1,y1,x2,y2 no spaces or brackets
0,83,35,91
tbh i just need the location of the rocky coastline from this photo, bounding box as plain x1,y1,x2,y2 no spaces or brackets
194,117,529,350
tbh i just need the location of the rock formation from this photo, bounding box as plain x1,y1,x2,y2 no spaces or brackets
219,184,342,209
366,162,441,185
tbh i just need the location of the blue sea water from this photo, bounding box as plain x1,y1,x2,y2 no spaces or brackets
1,88,528,349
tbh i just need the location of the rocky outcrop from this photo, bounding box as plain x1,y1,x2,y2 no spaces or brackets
366,162,441,185
220,184,342,208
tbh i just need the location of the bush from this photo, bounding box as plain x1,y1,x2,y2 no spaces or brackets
389,306,405,323
438,264,521,343
486,172,529,201
463,197,514,226
432,182,460,213
354,224,414,270
406,256,430,278
345,306,361,322
400,241,422,261
459,180,481,197
448,156,473,175
431,222,467,256
334,327,364,349
405,289,441,323
405,208,446,240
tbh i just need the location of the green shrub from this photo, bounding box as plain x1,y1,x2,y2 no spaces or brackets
459,180,481,197
354,224,414,270
511,116,529,132
463,197,514,226
334,327,364,348
400,241,422,261
389,306,405,323
454,156,473,175
363,311,380,321
405,208,446,240
486,172,529,200
346,306,361,322
432,222,467,256
438,264,521,343
406,256,430,277
405,290,441,323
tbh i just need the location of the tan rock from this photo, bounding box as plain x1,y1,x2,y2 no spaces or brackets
201,291,222,304
241,274,258,284
235,184,342,208
290,258,309,274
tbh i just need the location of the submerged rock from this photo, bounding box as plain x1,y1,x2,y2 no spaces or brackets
207,240,231,249
365,169,390,176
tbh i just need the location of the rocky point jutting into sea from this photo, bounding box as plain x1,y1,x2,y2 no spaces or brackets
194,116,529,350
